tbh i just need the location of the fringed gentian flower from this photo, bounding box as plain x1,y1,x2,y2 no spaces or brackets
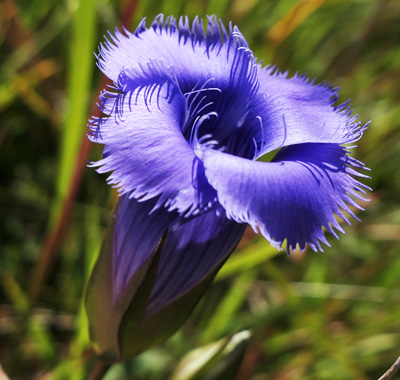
86,15,369,360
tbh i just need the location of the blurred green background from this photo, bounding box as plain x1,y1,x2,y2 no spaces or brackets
1,0,400,379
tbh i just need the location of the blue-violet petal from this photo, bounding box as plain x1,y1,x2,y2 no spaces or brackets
202,143,369,252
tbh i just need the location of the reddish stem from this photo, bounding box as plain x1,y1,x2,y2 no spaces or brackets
28,0,140,306
87,360,112,380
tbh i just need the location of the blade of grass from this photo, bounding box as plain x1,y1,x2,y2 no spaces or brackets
202,270,255,342
28,0,97,305
56,0,97,223
0,1,71,82
216,239,281,281
75,204,103,348
27,0,140,310
266,0,326,46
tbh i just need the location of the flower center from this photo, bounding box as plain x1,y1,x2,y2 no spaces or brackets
180,79,258,160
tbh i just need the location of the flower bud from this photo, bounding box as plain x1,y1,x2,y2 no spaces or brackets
85,197,245,361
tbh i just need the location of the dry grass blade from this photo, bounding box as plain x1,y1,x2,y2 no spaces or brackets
266,0,326,45
0,365,10,380
378,355,400,380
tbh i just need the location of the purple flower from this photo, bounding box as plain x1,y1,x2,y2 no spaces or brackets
86,15,369,358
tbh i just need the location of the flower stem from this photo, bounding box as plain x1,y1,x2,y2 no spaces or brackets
378,354,400,380
87,359,112,380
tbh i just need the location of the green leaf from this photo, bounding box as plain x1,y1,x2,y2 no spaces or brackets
168,330,251,380
216,238,281,281
85,203,166,361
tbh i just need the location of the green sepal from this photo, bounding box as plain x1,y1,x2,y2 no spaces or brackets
118,248,233,360
84,202,166,361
